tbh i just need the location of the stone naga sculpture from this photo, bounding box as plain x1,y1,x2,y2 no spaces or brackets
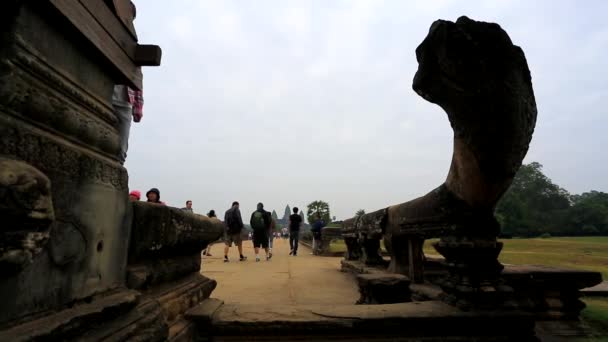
0,157,54,272
344,16,537,305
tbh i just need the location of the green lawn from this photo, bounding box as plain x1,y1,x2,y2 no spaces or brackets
580,298,608,341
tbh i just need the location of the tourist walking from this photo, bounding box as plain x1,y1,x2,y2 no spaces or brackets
224,201,246,262
268,216,277,259
250,203,272,262
311,214,326,255
181,200,193,213
203,210,216,256
288,207,303,256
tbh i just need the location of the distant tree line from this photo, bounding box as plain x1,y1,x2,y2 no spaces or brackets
496,162,608,237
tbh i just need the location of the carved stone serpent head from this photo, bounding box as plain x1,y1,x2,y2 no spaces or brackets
413,16,537,209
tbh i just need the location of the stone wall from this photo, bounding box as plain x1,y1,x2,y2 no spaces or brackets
0,2,222,340
0,2,131,325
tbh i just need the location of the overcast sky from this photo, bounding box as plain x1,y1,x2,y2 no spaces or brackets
126,0,608,221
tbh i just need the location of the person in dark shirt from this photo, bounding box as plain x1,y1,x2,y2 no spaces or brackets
288,207,303,256
250,202,272,262
223,201,247,262
311,214,326,255
181,200,193,213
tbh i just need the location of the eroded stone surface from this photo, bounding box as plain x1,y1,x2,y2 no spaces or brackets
356,273,411,304
130,202,224,262
0,158,54,273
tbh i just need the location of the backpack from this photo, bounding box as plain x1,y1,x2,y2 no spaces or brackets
251,211,266,231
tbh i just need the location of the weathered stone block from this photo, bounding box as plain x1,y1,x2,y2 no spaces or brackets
501,265,602,320
313,226,342,256
129,202,224,262
356,273,411,304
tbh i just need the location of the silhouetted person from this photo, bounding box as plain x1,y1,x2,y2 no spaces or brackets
203,210,216,256
250,202,272,261
311,214,326,255
224,201,246,262
289,207,303,256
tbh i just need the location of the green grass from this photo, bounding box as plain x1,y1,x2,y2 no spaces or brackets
580,298,608,341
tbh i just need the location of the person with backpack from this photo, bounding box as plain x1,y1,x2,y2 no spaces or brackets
250,202,272,262
288,207,303,256
224,201,246,262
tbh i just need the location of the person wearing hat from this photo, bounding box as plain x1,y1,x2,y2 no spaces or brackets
146,188,165,205
129,190,141,202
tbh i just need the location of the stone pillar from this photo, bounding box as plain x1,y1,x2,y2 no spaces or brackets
0,1,134,324
316,226,341,256
342,217,363,261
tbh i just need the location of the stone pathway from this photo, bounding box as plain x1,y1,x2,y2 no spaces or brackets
201,238,359,306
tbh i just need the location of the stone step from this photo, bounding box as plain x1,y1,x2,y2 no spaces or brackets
186,300,537,341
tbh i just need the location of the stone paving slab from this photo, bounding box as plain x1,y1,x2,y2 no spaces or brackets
201,239,359,306
205,301,536,340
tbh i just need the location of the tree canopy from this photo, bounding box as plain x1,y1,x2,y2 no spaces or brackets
307,200,331,224
495,162,608,237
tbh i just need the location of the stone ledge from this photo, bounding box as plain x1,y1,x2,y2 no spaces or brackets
127,255,202,290
502,264,602,290
207,302,536,340
0,289,140,341
356,274,411,304
341,259,390,275
130,202,224,261
581,281,608,297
